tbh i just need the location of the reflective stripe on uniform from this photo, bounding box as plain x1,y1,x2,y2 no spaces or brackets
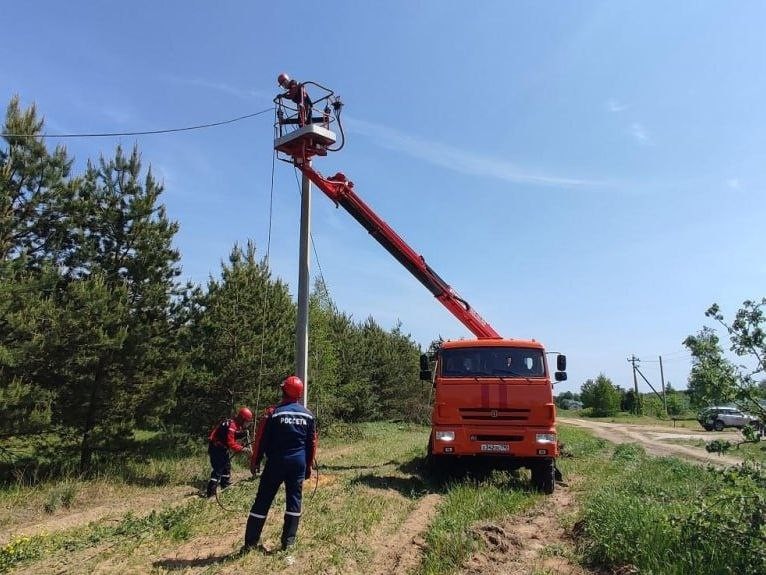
271,411,314,419
249,512,267,519
285,510,302,517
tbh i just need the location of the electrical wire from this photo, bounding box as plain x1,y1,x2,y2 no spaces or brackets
1,107,274,139
634,355,693,363
254,148,277,416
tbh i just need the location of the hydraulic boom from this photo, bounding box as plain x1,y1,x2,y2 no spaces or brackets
296,166,501,339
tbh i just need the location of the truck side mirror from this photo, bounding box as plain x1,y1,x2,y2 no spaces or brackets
557,354,567,371
419,353,432,381
555,371,567,382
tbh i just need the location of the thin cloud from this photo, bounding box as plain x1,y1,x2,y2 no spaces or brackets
163,76,271,101
630,122,651,145
607,99,628,112
98,105,135,125
345,117,602,188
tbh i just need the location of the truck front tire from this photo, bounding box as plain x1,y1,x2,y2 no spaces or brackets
531,458,555,494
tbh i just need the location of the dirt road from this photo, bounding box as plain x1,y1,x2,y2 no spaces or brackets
560,417,743,466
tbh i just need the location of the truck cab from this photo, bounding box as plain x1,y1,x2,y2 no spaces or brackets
423,340,566,493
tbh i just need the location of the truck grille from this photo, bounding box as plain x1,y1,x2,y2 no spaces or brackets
459,408,531,421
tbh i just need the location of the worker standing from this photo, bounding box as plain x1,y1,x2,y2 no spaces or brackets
205,407,253,498
244,376,317,551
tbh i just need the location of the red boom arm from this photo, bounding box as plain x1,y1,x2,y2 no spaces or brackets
296,163,501,340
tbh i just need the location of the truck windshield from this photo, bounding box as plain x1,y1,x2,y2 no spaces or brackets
440,347,546,378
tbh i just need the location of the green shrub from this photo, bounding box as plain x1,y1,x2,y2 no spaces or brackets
42,480,79,513
611,443,646,462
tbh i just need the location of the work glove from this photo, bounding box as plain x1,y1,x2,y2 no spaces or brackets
250,462,261,477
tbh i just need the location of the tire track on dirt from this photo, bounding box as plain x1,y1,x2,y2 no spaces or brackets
460,483,591,575
368,493,442,575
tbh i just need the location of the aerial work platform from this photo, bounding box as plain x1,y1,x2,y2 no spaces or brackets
274,123,337,159
273,73,342,161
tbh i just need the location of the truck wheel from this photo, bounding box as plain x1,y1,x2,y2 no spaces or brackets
426,439,446,477
531,459,555,494
714,420,725,432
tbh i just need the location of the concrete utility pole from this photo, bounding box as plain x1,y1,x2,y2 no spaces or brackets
295,161,311,407
628,355,640,414
659,355,666,414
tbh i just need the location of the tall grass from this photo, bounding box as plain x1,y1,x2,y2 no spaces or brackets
577,445,766,574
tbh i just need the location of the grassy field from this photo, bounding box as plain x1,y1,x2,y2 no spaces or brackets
1,423,430,574
2,422,764,574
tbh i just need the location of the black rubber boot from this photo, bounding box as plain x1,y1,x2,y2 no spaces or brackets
281,514,300,550
205,479,218,498
244,514,267,549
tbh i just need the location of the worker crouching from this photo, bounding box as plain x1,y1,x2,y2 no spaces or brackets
206,407,253,498
244,376,317,551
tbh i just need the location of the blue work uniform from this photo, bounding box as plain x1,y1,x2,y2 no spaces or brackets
244,401,317,549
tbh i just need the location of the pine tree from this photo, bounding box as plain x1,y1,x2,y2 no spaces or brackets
0,96,76,266
2,100,185,467
66,146,183,435
175,242,295,432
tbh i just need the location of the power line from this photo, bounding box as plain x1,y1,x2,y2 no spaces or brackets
637,355,692,363
1,107,274,139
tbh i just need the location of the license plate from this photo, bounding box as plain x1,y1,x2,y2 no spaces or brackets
480,443,509,453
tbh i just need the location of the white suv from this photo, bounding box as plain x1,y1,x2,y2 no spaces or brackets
698,407,759,431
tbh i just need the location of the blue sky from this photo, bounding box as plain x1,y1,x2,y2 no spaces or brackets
3,1,765,395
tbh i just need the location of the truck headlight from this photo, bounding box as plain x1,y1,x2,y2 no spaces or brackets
535,433,556,444
435,431,455,442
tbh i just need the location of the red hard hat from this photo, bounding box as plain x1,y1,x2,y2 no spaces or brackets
281,376,304,400
277,73,291,87
237,407,253,423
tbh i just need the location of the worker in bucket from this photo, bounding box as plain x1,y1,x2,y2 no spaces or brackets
277,72,313,125
243,375,317,551
205,406,254,498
